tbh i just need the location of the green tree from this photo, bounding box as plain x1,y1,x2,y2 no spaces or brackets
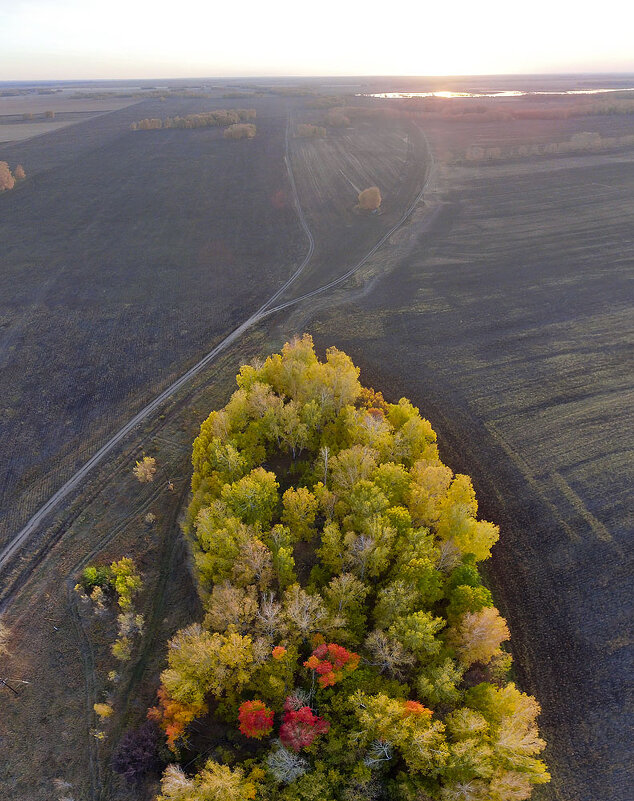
388,610,445,660
317,521,344,574
221,468,279,527
353,692,448,775
282,486,319,542
161,625,254,705
110,557,142,611
417,658,464,707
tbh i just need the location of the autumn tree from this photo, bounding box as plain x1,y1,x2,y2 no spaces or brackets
133,455,156,483
204,581,258,632
279,702,330,751
281,486,318,542
450,607,510,667
224,123,257,139
158,760,259,801
146,336,548,800
148,686,208,750
13,164,25,181
297,123,326,138
303,642,360,688
0,162,15,192
358,186,382,211
238,699,274,738
353,692,448,775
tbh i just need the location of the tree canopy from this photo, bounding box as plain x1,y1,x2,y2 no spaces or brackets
358,186,382,211
146,335,548,800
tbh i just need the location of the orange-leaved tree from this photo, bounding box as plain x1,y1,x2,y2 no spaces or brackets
148,686,208,750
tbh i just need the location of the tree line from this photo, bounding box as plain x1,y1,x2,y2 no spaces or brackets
130,109,256,131
114,336,550,799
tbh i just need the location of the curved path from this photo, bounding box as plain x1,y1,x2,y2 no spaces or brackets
0,123,432,574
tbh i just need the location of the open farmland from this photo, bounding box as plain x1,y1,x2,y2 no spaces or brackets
287,116,429,295
0,81,632,801
302,121,634,801
0,94,310,545
0,90,143,143
0,92,432,553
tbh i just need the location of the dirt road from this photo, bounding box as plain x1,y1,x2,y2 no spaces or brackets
0,122,432,584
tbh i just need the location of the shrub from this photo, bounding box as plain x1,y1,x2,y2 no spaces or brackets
297,123,326,138
224,123,257,140
0,162,15,192
112,721,161,784
133,455,156,483
78,564,113,593
93,702,114,719
358,186,382,211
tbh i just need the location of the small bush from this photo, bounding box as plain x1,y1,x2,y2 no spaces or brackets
133,456,156,483
296,123,326,138
224,123,257,140
78,564,113,594
111,721,161,784
0,162,15,192
94,702,114,719
358,186,382,211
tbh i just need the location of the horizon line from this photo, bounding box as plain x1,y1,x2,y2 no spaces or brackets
3,70,634,85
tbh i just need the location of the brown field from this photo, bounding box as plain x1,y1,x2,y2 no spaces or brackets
0,80,632,801
0,93,141,142
299,126,634,800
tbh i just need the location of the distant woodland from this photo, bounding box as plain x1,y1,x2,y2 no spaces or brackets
94,337,549,800
130,108,256,131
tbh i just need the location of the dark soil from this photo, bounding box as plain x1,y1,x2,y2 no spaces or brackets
0,96,306,544
307,126,634,800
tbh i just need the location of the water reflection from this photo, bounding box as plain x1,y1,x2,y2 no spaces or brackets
361,88,634,99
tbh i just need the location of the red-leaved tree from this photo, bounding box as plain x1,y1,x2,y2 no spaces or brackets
303,642,360,688
238,699,274,739
279,701,330,751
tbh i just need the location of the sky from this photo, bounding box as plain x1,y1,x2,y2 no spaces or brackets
1,0,633,81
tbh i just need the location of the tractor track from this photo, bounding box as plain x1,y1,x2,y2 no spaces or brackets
0,121,433,601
